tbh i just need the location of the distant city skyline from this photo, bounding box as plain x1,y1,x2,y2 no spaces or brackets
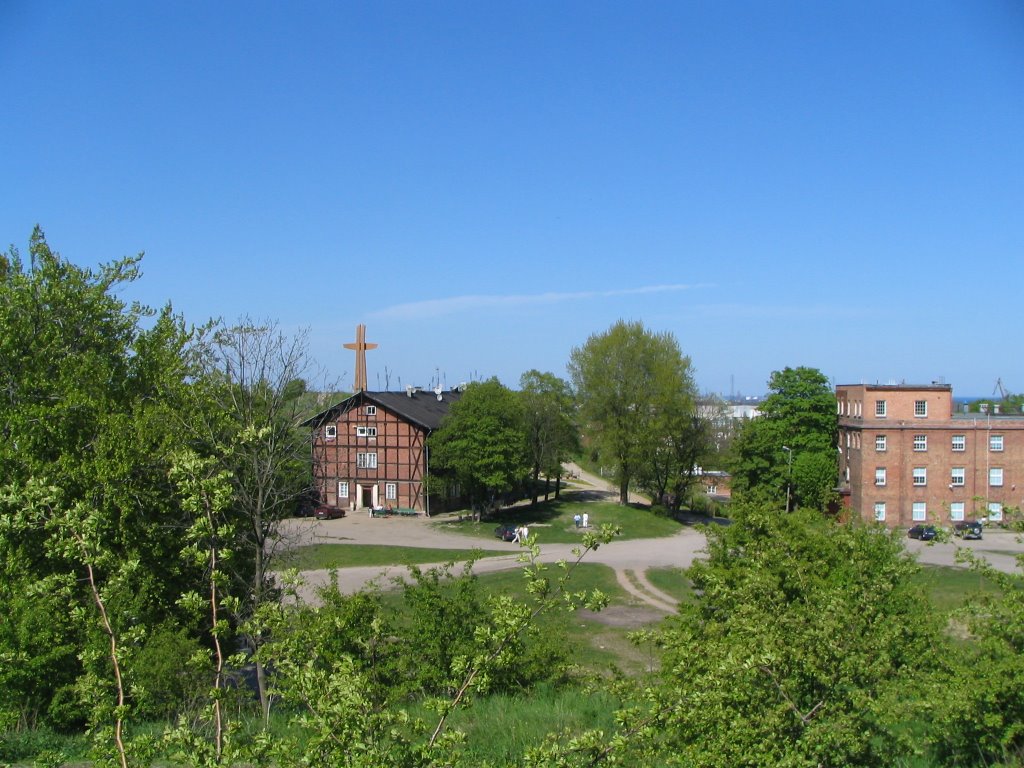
3,2,1022,396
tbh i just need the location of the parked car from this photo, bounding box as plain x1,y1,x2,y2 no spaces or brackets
315,505,345,520
494,524,517,542
953,520,983,540
907,524,937,541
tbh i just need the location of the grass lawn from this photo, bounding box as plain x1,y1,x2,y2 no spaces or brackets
911,563,1012,613
410,685,621,766
278,543,510,570
431,494,685,544
645,566,698,605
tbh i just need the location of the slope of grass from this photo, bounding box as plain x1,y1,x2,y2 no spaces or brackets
432,495,684,544
279,543,510,570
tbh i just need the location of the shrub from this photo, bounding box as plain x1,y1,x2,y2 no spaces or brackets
128,624,211,721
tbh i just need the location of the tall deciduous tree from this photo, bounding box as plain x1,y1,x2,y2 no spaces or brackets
568,320,697,505
639,407,709,511
186,318,321,721
429,378,529,517
519,370,578,507
0,229,199,738
730,366,838,511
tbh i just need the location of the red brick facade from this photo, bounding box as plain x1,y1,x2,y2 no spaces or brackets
307,389,460,513
837,384,1024,527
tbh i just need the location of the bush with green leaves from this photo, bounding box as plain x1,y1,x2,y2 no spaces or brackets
528,505,944,767
930,525,1024,766
128,624,211,721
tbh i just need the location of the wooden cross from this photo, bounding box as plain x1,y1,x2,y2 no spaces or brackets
344,324,377,392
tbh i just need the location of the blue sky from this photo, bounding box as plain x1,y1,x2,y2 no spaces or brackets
3,2,1022,397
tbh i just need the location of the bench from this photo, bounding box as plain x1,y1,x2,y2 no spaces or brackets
369,507,420,518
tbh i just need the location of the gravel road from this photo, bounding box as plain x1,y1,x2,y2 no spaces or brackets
278,465,1024,607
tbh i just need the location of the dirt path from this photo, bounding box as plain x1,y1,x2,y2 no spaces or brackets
279,466,1024,613
280,464,705,612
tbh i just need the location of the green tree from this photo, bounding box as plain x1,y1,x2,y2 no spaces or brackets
519,370,579,507
531,506,941,767
185,318,322,721
638,403,709,512
0,229,200,741
730,366,838,511
429,378,529,517
568,320,697,505
931,513,1024,765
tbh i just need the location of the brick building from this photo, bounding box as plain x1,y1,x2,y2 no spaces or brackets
305,387,461,514
836,383,1024,527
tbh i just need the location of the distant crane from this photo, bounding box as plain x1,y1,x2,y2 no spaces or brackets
994,378,1009,400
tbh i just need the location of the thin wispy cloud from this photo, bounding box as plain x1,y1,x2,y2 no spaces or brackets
369,283,710,320
689,303,866,319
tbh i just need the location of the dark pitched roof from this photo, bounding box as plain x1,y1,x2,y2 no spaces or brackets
303,389,462,431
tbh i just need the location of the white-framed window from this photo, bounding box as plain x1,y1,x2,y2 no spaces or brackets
385,482,397,500
951,434,965,452
708,482,718,495
913,434,927,452
356,452,378,469
990,434,1004,452
846,432,851,447
356,426,378,438
325,425,337,440
365,405,377,416
873,502,886,522
875,435,887,452
912,502,927,521
338,481,349,499
950,467,965,486
989,467,1003,487
988,502,1004,521
913,467,927,486
950,502,965,521
875,467,887,486
875,400,887,417
914,400,928,417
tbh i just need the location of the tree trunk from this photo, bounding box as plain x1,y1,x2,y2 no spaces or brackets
256,658,270,724
619,478,629,505
530,467,540,507
554,473,562,499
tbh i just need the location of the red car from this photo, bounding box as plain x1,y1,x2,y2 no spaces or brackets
315,505,345,520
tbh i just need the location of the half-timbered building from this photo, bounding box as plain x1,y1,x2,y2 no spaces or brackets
305,387,461,514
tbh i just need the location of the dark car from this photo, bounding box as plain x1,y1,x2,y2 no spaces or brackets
494,524,517,542
907,524,937,541
953,520,983,540
315,505,345,520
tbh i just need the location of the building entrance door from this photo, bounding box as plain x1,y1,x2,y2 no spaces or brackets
359,484,378,508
